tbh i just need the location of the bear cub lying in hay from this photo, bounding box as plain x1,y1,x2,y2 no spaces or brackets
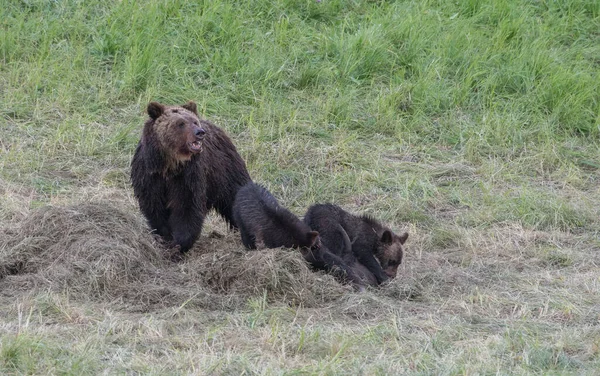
131,101,251,253
233,184,407,290
233,182,320,250
298,219,377,290
304,204,408,288
233,183,369,289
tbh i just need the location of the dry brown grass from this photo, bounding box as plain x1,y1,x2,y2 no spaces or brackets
0,200,346,313
0,187,598,373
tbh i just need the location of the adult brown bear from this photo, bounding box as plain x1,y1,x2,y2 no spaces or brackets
131,101,251,253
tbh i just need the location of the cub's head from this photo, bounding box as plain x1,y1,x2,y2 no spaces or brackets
147,101,206,162
376,230,408,279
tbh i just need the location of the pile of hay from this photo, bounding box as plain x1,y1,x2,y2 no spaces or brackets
0,203,165,300
185,247,348,307
0,202,347,310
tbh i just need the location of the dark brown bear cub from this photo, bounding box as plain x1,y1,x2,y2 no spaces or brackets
131,101,251,253
232,182,319,250
232,183,366,288
304,204,408,286
299,223,373,291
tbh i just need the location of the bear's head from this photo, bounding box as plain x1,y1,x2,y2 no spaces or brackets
147,101,206,162
376,230,408,279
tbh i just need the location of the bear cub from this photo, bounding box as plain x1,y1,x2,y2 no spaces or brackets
233,182,319,250
131,101,251,253
233,183,367,289
304,203,408,286
299,221,373,290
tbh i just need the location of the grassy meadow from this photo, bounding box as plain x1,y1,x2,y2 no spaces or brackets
1,0,600,374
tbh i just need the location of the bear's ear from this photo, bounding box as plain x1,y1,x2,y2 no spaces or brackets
381,230,393,244
147,102,165,120
182,101,198,115
307,231,319,246
398,232,408,245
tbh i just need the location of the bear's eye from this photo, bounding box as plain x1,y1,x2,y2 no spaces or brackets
177,122,185,129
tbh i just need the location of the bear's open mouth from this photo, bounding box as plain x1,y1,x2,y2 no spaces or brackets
189,140,203,153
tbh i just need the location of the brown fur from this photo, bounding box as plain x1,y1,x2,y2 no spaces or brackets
232,182,319,250
351,262,378,288
304,203,408,286
131,101,251,253
377,229,408,279
148,102,205,168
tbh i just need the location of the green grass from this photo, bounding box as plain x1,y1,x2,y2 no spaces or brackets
1,0,600,374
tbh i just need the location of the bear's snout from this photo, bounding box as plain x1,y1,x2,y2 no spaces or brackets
194,127,206,139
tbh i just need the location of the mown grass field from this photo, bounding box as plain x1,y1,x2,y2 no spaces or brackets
1,0,599,374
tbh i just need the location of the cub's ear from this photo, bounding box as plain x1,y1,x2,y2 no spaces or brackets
399,232,409,245
147,102,165,120
381,230,393,244
182,101,198,115
307,231,319,246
